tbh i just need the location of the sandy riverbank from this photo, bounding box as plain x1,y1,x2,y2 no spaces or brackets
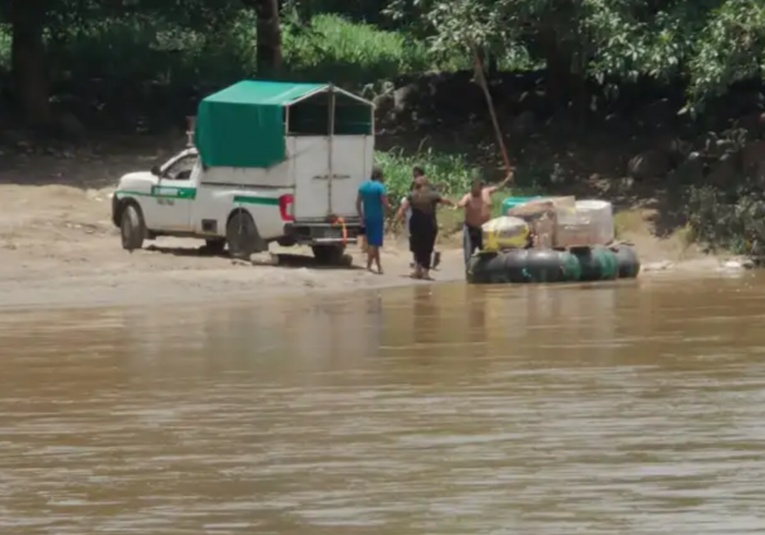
0,151,745,310
0,182,477,309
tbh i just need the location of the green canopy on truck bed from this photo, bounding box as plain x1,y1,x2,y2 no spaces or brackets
194,80,374,169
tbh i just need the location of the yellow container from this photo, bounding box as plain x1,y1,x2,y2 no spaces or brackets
481,216,530,251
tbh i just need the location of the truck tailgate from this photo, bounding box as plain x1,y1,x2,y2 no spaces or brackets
293,135,373,220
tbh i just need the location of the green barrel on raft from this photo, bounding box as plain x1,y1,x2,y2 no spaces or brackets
571,245,619,281
466,244,640,284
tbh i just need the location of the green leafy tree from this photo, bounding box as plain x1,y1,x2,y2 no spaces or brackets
384,0,765,111
1,0,284,128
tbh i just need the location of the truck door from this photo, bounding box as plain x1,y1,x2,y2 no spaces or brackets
151,154,197,231
329,136,372,216
293,136,331,220
292,135,372,220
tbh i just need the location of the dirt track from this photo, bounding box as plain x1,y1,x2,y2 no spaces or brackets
0,145,731,310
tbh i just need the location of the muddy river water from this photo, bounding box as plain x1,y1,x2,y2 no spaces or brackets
2,273,765,533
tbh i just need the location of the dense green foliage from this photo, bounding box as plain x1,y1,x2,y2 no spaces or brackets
386,0,765,112
3,0,765,115
2,0,765,120
0,12,457,115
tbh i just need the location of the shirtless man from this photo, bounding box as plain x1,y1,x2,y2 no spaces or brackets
457,173,512,264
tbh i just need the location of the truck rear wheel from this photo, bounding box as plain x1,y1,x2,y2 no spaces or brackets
227,211,259,260
312,244,346,265
120,203,145,251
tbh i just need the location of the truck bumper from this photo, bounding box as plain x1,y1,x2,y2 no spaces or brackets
283,221,362,246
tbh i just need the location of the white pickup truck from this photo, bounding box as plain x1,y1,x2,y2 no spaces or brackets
111,80,375,263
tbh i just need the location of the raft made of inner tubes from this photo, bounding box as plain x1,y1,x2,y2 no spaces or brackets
466,244,640,284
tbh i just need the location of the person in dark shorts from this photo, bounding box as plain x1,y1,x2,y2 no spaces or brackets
396,176,454,280
457,171,512,264
403,166,442,269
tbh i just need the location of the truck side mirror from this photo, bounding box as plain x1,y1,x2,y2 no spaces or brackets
150,165,161,176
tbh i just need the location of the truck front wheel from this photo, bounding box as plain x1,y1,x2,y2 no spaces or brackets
120,203,145,251
312,244,346,265
227,211,259,260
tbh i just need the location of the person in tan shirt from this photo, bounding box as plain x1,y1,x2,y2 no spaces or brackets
457,172,512,264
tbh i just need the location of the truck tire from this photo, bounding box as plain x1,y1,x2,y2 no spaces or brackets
120,203,145,251
226,210,259,260
312,244,345,265
204,239,226,255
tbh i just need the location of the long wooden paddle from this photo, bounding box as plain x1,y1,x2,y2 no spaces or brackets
472,47,513,179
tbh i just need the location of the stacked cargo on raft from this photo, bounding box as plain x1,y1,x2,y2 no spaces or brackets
467,195,640,284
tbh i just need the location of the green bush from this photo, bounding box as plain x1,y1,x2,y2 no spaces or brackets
282,14,448,85
0,13,461,91
686,185,765,254
375,147,548,218
375,148,475,205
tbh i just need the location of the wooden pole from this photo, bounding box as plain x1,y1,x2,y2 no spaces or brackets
472,46,513,179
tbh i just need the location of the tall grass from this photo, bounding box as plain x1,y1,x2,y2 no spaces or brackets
375,148,475,204
376,148,548,212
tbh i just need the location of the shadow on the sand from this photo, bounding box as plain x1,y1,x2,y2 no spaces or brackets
144,245,361,270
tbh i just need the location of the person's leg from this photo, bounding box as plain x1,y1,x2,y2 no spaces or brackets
363,218,375,271
365,218,384,273
408,219,416,267
419,225,436,280
466,225,482,256
374,246,383,274
472,225,483,252
358,224,367,254
413,243,429,278
430,227,439,270
375,217,384,273
432,227,441,271
410,223,426,278
463,224,473,265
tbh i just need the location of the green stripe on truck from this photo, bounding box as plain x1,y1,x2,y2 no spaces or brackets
113,190,278,205
233,195,280,205
113,187,197,200
151,186,197,199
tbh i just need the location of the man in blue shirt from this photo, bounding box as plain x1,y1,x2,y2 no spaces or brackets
356,166,390,273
